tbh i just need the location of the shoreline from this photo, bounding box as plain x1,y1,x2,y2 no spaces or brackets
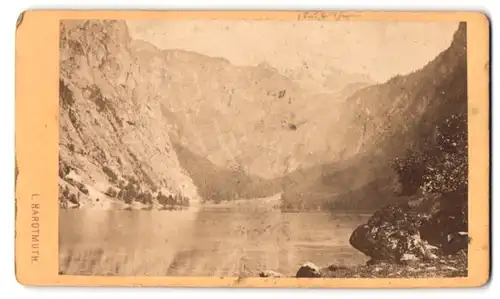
259,251,467,278
60,194,468,279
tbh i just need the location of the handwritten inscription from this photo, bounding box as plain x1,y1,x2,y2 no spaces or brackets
31,194,40,263
298,11,355,21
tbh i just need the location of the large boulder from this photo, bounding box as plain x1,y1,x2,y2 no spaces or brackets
349,192,467,264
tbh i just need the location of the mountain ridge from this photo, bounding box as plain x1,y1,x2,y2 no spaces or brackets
280,22,466,211
127,27,375,180
58,20,201,208
58,19,463,211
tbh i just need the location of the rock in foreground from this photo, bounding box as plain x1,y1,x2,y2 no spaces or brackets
260,253,466,279
349,192,468,264
259,270,284,278
296,262,322,278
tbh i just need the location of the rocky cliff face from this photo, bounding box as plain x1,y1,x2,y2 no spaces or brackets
128,41,360,179
59,20,372,207
63,18,456,210
126,31,374,180
347,23,468,264
130,43,305,179
58,19,466,212
281,22,467,211
59,20,200,208
339,23,467,161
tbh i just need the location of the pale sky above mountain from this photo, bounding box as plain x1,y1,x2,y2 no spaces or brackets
126,20,459,83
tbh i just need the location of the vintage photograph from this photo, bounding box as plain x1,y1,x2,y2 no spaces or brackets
58,19,468,278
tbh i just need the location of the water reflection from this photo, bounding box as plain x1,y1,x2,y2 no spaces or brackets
59,202,369,276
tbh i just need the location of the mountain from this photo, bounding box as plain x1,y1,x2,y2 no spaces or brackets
130,44,303,179
283,62,375,97
281,22,467,211
172,143,282,203
126,34,375,180
58,20,385,208
59,20,201,208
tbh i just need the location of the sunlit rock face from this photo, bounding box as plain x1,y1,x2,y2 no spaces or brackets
59,20,201,209
59,20,376,208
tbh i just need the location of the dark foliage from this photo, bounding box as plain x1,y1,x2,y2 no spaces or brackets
102,166,118,183
172,142,281,203
60,79,75,107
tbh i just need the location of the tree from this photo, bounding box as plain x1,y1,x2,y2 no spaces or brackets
392,111,467,197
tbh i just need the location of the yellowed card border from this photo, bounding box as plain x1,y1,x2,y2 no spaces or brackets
15,10,490,288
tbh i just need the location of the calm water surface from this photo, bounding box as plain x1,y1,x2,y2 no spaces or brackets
59,200,370,276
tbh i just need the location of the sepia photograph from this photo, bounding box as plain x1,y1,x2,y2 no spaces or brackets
57,18,469,279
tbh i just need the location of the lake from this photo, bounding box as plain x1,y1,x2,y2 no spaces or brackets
59,199,370,277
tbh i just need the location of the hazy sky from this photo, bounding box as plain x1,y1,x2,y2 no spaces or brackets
126,20,459,83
